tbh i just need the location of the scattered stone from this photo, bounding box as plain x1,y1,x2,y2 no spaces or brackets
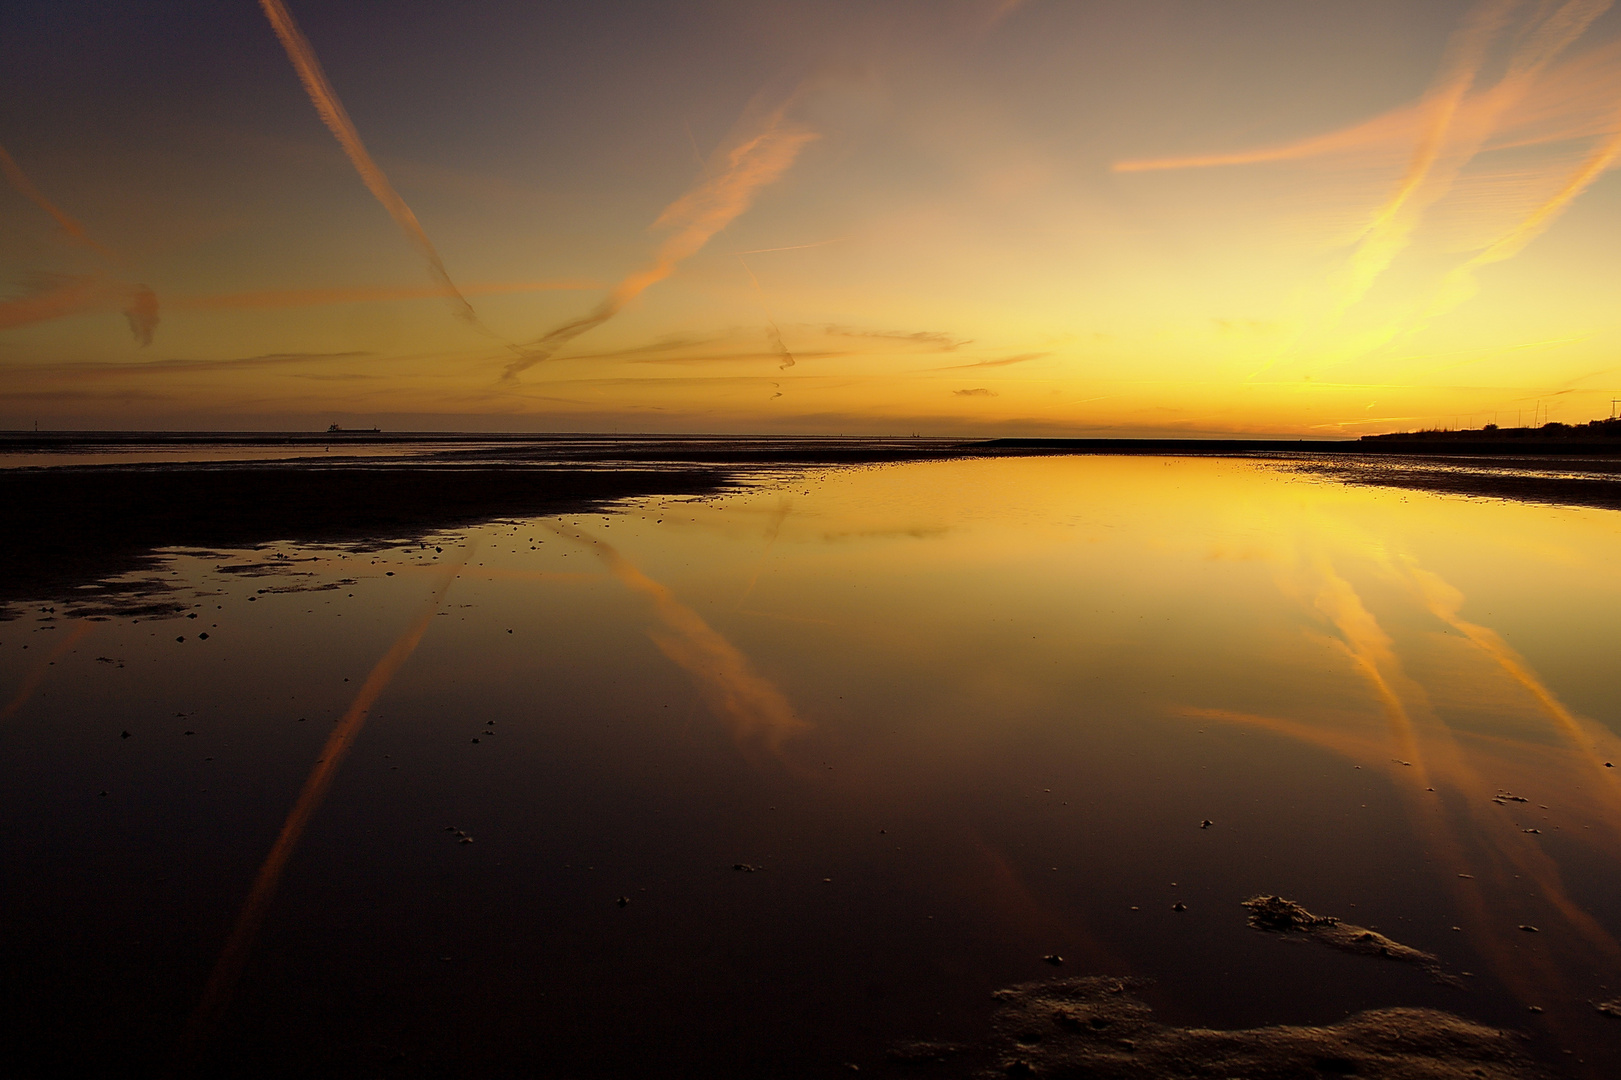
616,896,630,907
471,738,480,744
1518,925,1539,933
1172,902,1187,912
733,864,758,872
97,790,107,797
175,636,185,643
1523,828,1541,834
886,1041,967,1064
1243,895,1459,985
1043,955,1064,966
966,976,1551,1079
198,632,208,639
1593,998,1621,1018
1199,819,1214,829
120,730,132,739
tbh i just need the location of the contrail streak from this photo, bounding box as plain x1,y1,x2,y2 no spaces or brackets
1114,0,1612,329
504,104,817,380
0,144,113,257
738,256,795,370
170,279,597,312
1337,0,1522,309
1433,117,1621,314
174,562,462,1067
722,239,847,256
256,0,478,324
1,145,161,345
0,273,158,347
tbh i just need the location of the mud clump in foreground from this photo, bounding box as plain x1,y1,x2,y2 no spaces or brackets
976,976,1548,1079
1243,894,1461,986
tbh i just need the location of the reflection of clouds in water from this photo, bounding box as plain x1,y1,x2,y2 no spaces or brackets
556,524,808,751
0,620,95,722
1186,542,1621,1045
1405,561,1621,793
178,563,464,1062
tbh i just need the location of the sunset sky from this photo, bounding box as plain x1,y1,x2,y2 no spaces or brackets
6,0,1621,435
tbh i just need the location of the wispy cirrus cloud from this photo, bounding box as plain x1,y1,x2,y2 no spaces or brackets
820,325,972,351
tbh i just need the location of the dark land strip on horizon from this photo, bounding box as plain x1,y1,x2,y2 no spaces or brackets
6,431,1621,619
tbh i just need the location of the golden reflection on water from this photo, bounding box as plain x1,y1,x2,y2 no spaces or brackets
6,454,1621,1074
551,522,809,754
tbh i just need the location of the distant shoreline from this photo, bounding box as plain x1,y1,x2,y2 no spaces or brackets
6,429,1621,460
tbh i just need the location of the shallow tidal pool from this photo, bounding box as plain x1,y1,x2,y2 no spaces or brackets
4,454,1620,1077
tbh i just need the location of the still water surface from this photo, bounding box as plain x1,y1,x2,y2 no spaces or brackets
3,455,1619,1076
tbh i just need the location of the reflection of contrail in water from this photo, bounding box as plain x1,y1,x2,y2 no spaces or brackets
0,621,95,722
0,144,113,257
504,103,817,379
1225,551,1621,1051
1404,564,1621,806
256,0,478,325
1176,703,1613,1049
175,563,462,1066
736,499,793,609
552,524,807,751
963,832,1121,973
1310,560,1428,771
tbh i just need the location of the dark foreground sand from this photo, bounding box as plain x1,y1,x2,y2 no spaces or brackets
898,976,1551,1079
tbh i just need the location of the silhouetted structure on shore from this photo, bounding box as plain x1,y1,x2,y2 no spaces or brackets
1363,416,1621,443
